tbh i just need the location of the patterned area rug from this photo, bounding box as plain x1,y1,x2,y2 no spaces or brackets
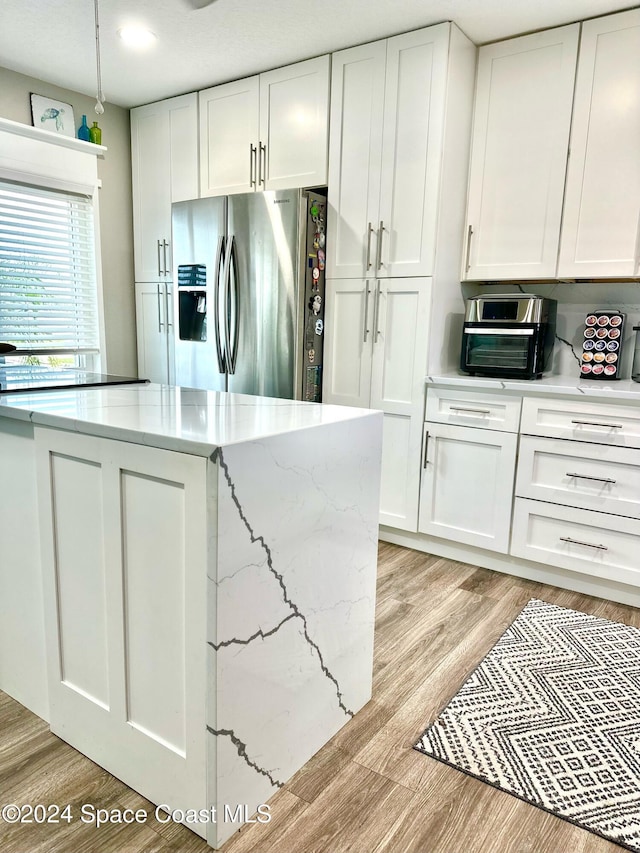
414,599,640,852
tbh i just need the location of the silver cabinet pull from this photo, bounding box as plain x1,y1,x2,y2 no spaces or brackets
366,222,374,271
373,284,382,343
163,239,170,276
165,283,173,329
423,430,430,468
157,284,164,332
376,220,385,271
571,420,623,430
363,282,371,343
250,144,257,188
566,472,616,485
157,239,163,277
559,536,608,551
449,406,491,415
465,225,473,273
259,142,266,187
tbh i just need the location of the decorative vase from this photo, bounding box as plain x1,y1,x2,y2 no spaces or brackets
77,115,90,141
89,121,102,145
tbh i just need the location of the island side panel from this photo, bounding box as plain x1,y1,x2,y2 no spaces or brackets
0,417,48,720
206,412,382,848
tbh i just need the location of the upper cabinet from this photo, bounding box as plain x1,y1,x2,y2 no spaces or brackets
199,55,330,197
327,24,453,280
463,25,579,281
131,93,199,282
558,9,640,278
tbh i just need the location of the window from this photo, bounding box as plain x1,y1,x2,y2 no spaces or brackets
0,179,100,368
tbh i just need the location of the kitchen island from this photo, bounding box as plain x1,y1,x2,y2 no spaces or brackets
0,384,382,848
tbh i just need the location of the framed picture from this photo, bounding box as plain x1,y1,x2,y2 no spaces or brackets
30,94,75,138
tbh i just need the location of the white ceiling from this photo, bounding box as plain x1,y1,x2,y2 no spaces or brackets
0,0,633,109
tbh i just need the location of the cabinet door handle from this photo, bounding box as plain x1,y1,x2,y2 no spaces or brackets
373,284,382,343
423,430,430,468
165,283,173,329
571,420,623,430
157,284,164,332
157,239,163,277
363,282,371,343
559,536,608,551
366,222,374,271
259,142,266,187
250,144,257,188
465,225,473,273
163,239,170,276
566,472,616,485
449,406,491,415
376,220,384,271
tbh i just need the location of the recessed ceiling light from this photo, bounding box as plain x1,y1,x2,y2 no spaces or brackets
117,26,157,49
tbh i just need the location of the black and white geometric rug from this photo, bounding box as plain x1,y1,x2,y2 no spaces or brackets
414,599,640,852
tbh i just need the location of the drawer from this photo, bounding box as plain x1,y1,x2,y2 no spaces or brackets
516,436,640,519
511,498,640,587
425,388,521,432
521,397,640,448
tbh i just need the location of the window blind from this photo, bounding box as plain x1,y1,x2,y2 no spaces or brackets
0,180,99,354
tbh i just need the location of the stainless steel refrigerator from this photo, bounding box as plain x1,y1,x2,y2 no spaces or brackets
171,189,326,401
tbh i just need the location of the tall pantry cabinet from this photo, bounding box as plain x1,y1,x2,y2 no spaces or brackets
323,23,476,531
131,93,199,383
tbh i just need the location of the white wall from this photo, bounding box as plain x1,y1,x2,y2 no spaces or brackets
0,66,137,376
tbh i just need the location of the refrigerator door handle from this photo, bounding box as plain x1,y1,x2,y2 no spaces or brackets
214,236,227,373
225,235,240,374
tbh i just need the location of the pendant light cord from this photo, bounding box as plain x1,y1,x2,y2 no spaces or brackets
94,0,105,114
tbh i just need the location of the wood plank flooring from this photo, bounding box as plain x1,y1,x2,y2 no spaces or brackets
1,541,635,853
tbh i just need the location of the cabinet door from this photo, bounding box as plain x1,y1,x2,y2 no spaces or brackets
323,279,373,408
418,423,517,553
135,282,170,384
370,278,430,531
199,77,259,197
260,55,330,190
558,10,640,278
35,428,208,830
131,94,198,282
463,25,579,280
377,24,449,278
326,41,386,279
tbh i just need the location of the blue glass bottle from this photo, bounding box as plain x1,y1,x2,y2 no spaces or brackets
77,114,90,141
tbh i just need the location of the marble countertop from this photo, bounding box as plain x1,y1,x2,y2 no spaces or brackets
0,383,376,455
426,372,640,402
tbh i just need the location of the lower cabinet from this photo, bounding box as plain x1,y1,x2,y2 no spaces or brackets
418,422,518,553
135,282,174,384
35,427,208,825
323,277,429,530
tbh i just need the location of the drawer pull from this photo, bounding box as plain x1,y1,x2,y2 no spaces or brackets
559,536,608,551
571,420,623,430
449,406,491,415
566,472,616,485
423,430,430,468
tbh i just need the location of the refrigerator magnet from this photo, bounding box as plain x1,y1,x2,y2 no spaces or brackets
318,249,325,270
315,318,324,336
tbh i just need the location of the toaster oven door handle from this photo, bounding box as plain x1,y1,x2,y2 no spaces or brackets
464,327,535,335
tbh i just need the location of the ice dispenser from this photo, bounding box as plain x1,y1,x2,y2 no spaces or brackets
177,264,207,342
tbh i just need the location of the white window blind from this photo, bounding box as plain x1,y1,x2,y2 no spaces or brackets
0,180,99,354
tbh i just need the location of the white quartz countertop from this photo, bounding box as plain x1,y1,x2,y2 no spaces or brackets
0,383,377,455
426,372,640,402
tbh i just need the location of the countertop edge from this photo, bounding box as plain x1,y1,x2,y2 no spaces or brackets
426,373,640,403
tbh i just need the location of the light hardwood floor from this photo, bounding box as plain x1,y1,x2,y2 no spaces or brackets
1,542,634,853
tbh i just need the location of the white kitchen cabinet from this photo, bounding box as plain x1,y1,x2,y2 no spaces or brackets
418,423,518,553
327,23,454,280
463,25,579,280
199,55,330,197
558,9,640,278
135,282,174,384
324,277,429,530
35,427,208,829
131,93,199,283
